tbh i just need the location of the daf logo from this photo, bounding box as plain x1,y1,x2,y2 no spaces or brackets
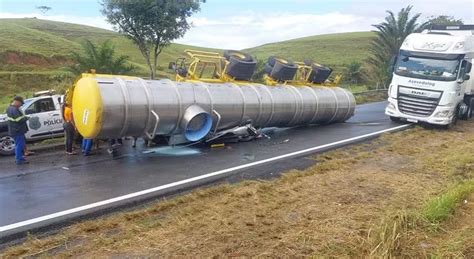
411,90,425,95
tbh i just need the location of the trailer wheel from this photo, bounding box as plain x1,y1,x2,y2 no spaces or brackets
305,59,333,84
268,56,295,67
268,57,298,82
224,51,257,81
264,63,274,74
0,132,15,156
223,50,254,62
267,56,279,67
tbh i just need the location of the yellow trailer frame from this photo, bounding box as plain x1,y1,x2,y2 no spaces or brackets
173,49,255,85
171,49,341,88
264,61,342,87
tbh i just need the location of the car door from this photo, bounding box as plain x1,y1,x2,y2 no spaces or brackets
50,96,65,135
23,97,62,139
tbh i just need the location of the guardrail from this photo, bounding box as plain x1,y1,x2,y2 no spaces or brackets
352,89,388,95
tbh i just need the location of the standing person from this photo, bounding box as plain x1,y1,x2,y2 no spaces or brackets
63,103,77,155
82,138,93,156
6,96,29,165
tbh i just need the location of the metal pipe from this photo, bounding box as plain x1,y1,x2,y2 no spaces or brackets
71,75,356,141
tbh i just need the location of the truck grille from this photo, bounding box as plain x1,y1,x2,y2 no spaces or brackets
398,91,441,117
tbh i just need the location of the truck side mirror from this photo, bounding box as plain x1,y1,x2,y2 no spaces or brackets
168,62,176,70
464,74,471,81
466,62,472,73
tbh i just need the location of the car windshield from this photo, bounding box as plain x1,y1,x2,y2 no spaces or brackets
21,99,34,111
394,53,461,82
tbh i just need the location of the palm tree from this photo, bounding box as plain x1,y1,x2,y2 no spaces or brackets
366,6,427,87
344,61,364,85
69,40,135,75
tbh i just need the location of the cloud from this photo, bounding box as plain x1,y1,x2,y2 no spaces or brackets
343,0,474,23
1,10,380,49
177,12,381,49
176,0,473,50
0,12,113,31
1,0,472,50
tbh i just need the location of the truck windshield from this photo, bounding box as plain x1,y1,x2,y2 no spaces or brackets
394,53,461,82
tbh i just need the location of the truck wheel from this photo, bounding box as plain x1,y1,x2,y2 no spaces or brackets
446,107,459,129
389,116,401,122
467,105,473,119
459,102,470,120
0,133,15,156
467,98,474,119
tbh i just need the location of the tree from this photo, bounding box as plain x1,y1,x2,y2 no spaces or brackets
68,40,135,75
366,6,426,87
101,0,205,79
251,58,266,83
343,61,365,85
424,15,464,27
36,5,52,14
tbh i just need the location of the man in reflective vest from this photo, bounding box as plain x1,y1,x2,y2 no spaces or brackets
6,96,29,165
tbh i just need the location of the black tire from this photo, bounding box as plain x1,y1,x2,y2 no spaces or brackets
177,68,188,77
264,63,274,74
449,106,460,127
269,58,298,81
267,56,279,67
305,60,333,84
467,97,474,119
225,54,257,81
389,116,401,122
223,50,254,62
0,132,15,156
267,56,296,68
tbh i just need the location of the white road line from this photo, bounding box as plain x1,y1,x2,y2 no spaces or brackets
0,124,412,233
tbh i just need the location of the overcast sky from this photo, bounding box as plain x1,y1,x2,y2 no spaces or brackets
1,0,473,49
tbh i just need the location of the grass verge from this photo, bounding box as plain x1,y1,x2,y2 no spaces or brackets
423,180,474,224
368,180,474,257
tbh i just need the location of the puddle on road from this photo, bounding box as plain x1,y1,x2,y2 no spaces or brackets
142,146,202,156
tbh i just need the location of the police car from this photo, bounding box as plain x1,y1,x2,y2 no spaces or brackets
0,91,65,155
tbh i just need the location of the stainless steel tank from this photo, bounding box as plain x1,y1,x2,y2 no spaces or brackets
72,75,356,141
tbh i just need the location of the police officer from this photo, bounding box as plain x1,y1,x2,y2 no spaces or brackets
6,96,29,165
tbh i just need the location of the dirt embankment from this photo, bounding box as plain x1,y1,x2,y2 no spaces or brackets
2,121,474,257
0,51,72,68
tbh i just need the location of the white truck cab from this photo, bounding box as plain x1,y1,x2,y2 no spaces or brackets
0,93,65,155
386,25,474,126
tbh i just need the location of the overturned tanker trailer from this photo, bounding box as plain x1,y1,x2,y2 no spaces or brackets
70,50,356,144
71,74,356,145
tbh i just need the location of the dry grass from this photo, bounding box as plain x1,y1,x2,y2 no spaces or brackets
2,121,474,257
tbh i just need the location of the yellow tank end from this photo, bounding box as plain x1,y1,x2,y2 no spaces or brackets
72,77,103,139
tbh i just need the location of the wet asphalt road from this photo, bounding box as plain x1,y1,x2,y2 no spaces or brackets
0,101,411,238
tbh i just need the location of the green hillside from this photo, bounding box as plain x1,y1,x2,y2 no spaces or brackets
245,31,374,72
0,18,217,76
0,18,374,98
